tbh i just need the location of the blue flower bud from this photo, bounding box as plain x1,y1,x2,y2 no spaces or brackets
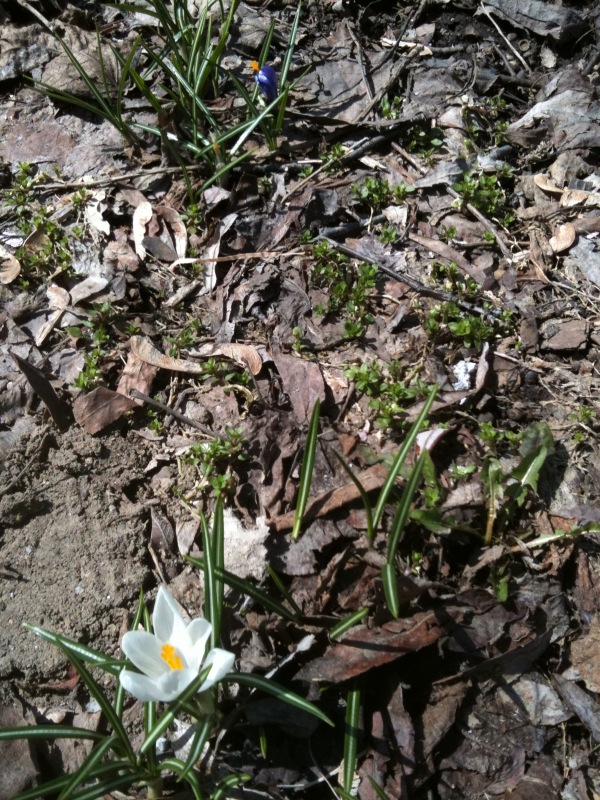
253,63,278,102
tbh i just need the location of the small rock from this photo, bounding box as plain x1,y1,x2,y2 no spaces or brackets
539,319,588,351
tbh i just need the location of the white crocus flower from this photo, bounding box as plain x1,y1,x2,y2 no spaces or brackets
119,586,234,703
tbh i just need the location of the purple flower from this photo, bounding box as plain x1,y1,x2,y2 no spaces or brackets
252,62,278,103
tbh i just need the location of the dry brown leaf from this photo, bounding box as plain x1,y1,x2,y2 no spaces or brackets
0,243,20,284
132,200,153,259
73,387,136,434
294,611,443,683
117,351,157,402
204,343,263,375
533,174,562,194
130,335,211,375
155,206,187,259
35,284,70,346
549,222,576,253
200,212,237,291
272,464,389,532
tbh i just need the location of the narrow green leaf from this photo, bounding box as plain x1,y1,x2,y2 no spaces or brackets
382,563,399,619
222,672,333,727
68,771,146,800
0,725,103,742
212,772,251,800
24,625,126,675
201,507,218,646
212,498,225,647
267,565,304,618
180,716,212,779
368,776,394,800
329,609,369,641
280,2,301,89
159,758,204,800
372,386,437,531
58,736,120,800
186,557,299,622
343,681,361,793
10,773,73,800
333,450,374,542
60,650,134,763
10,763,137,800
386,450,427,564
292,398,320,541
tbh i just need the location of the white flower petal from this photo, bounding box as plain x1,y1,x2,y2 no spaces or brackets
153,586,188,643
155,667,197,702
184,618,212,671
121,631,168,678
198,648,235,692
120,667,197,703
119,669,166,702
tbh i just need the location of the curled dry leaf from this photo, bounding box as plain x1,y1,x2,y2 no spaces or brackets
155,206,187,259
203,343,263,375
0,243,20,284
130,335,216,375
132,200,153,260
84,191,110,236
549,222,576,253
533,174,562,194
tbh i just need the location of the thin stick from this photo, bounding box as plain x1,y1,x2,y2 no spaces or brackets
129,389,216,437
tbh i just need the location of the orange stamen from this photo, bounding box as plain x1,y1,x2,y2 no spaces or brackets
250,60,260,72
161,643,183,670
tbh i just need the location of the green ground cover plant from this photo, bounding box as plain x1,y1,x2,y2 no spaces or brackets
35,0,302,199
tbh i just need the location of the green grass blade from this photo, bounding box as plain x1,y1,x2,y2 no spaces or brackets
212,498,225,648
61,650,135,763
229,92,282,155
333,450,374,542
372,385,437,532
57,736,120,800
222,673,333,727
0,725,103,742
386,450,427,564
186,557,299,622
368,776,394,800
329,609,369,641
343,680,361,793
24,625,125,674
67,771,146,800
160,758,204,800
11,774,73,800
267,565,304,618
292,398,320,541
180,715,212,779
197,147,254,192
256,20,276,79
10,763,137,800
280,3,301,89
274,3,301,135
382,563,400,619
198,511,211,625
212,773,251,800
